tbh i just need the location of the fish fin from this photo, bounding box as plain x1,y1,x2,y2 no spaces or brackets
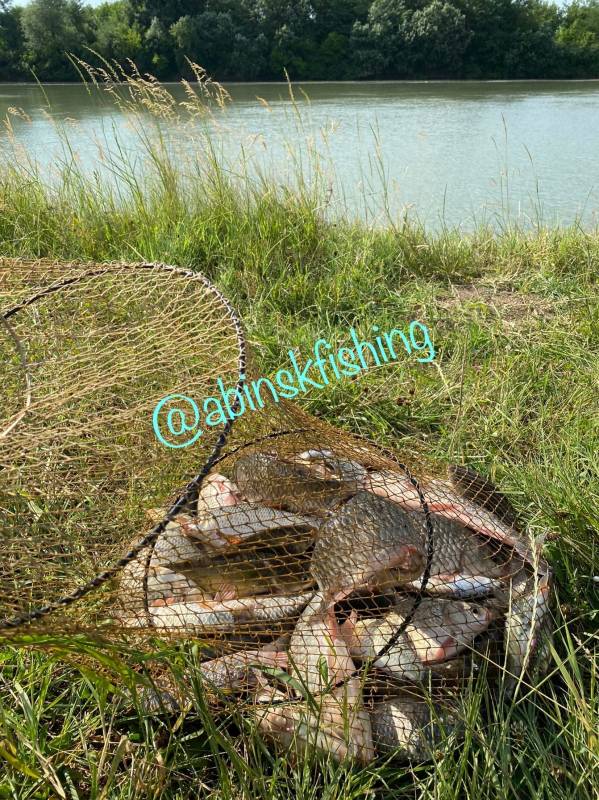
422,636,457,665
338,611,359,643
448,465,521,529
214,582,238,602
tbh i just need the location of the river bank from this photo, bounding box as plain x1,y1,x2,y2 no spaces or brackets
2,76,599,229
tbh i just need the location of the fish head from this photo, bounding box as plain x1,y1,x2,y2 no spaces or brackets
443,599,495,630
293,449,367,485
410,598,496,665
197,473,242,512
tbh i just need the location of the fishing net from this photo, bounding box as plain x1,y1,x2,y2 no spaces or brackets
0,258,553,763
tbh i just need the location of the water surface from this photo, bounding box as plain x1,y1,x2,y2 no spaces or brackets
1,80,597,229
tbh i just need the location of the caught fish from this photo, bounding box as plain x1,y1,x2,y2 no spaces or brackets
366,467,539,567
504,569,552,691
410,574,505,599
118,517,204,627
405,513,515,599
339,598,494,680
363,469,422,507
395,597,495,663
197,473,242,511
371,692,460,759
146,565,209,605
292,449,367,485
253,676,375,764
232,451,362,515
182,521,317,598
151,516,206,565
199,649,288,692
196,469,322,550
288,592,356,694
149,592,314,630
311,491,426,602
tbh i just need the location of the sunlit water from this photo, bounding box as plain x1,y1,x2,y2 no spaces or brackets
1,80,598,230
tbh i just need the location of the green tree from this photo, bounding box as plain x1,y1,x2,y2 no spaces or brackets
93,1,141,64
0,1,25,79
409,1,471,75
143,15,173,76
350,0,414,78
128,0,204,30
253,0,316,78
171,1,267,80
21,0,95,80
556,1,599,76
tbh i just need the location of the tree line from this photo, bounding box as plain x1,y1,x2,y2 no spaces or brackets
1,0,599,83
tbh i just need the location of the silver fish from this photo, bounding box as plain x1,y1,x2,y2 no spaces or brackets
404,513,515,599
505,569,552,691
339,599,493,680
149,592,313,630
288,591,356,694
253,676,375,764
151,517,206,565
371,693,460,759
232,451,361,515
310,491,426,602
199,649,288,691
194,471,321,552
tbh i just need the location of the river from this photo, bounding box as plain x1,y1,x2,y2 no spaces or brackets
1,80,598,230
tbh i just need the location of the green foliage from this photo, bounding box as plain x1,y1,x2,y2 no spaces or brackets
170,2,268,80
94,1,141,64
0,1,24,79
1,0,599,81
21,0,95,81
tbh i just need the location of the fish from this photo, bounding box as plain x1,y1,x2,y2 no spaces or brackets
182,520,317,598
199,649,289,692
195,470,322,550
253,676,375,764
292,449,367,485
504,569,552,691
118,516,204,598
371,692,460,759
363,469,423,508
404,513,516,599
339,598,494,680
151,516,207,565
148,592,314,630
146,565,209,605
310,491,426,602
394,597,495,664
232,451,361,515
288,591,356,694
365,468,539,568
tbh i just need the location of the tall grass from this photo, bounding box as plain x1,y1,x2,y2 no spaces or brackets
0,63,597,798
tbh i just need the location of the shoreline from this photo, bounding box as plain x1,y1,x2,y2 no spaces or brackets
2,78,599,87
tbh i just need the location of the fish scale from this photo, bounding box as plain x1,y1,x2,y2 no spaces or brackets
310,491,426,599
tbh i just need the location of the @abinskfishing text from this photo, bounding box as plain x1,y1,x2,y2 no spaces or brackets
152,321,435,449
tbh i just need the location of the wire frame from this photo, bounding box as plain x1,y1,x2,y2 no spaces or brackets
0,258,553,763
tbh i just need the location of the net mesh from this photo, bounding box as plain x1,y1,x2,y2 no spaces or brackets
0,258,553,763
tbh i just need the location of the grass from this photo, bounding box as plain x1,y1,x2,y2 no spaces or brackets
0,63,597,798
